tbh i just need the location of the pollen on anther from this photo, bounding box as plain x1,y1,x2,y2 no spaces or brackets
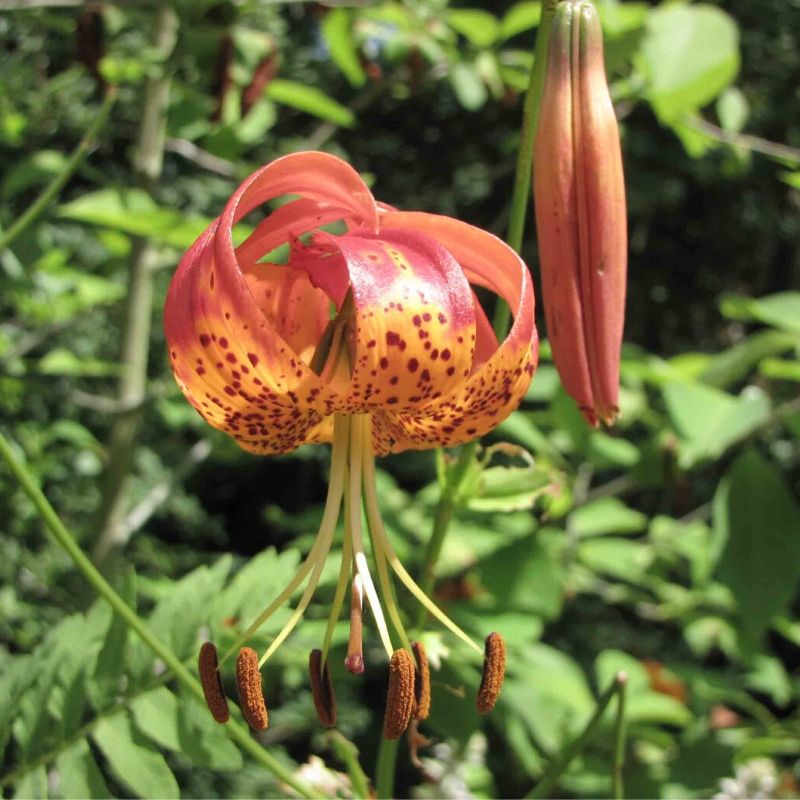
236,647,269,731
309,649,336,728
412,641,431,721
383,648,415,740
476,632,506,714
198,642,229,724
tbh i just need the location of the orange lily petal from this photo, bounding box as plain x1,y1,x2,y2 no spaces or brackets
372,212,538,453
289,228,477,413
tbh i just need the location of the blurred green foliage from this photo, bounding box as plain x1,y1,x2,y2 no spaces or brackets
1,1,799,798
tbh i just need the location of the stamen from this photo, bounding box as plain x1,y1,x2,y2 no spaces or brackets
236,647,269,730
359,424,482,656
476,632,506,714
345,574,365,674
198,641,229,724
308,649,336,727
383,648,416,740
412,641,431,721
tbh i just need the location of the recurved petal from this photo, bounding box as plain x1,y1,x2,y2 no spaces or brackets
372,213,538,453
165,221,333,455
289,228,477,413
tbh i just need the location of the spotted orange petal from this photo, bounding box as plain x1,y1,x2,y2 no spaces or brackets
373,212,538,453
288,228,477,414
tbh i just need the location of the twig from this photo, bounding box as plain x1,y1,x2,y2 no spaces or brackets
527,672,628,799
685,115,800,165
165,138,236,178
120,439,212,539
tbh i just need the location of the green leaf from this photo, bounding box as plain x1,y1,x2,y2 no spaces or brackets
92,714,179,800
716,86,749,134
59,188,214,249
662,381,771,468
448,10,500,48
177,689,243,770
760,357,800,382
713,449,800,650
642,4,740,124
720,292,800,333
477,533,564,619
570,497,648,538
266,80,355,127
92,568,136,708
500,2,541,41
38,348,122,378
578,538,653,583
700,329,798,388
12,766,47,800
1,150,68,199
321,8,367,87
56,739,112,799
131,688,181,752
449,61,488,111
466,463,552,512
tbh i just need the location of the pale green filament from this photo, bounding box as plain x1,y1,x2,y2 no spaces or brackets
361,423,483,656
220,415,350,667
364,490,413,655
320,469,354,665
348,415,394,659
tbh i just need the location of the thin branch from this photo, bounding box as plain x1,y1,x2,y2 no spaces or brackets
165,138,236,178
686,115,800,165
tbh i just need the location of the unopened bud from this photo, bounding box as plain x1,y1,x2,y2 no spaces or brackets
533,0,627,427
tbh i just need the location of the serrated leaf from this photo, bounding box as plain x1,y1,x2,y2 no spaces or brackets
266,80,355,127
322,8,366,87
131,688,181,753
93,714,179,800
92,568,136,708
177,689,243,770
643,5,740,124
713,449,800,651
56,739,112,799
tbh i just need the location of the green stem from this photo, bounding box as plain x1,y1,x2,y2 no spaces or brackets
375,736,400,799
0,431,316,800
0,90,115,254
328,731,372,800
493,0,559,338
526,672,627,799
414,440,479,631
612,674,628,800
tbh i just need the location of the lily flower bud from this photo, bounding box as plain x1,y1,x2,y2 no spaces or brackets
533,0,627,426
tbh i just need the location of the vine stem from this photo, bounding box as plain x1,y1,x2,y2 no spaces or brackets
0,89,115,254
493,0,559,337
526,672,628,799
0,430,316,800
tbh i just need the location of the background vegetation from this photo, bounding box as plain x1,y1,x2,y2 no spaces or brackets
1,0,799,797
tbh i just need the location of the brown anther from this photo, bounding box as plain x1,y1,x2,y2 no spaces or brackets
476,632,506,714
407,719,433,769
235,647,269,731
383,648,415,740
309,649,336,728
411,641,431,721
198,641,229,724
345,575,365,674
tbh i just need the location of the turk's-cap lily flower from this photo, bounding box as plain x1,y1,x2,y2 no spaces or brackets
166,151,537,737
533,0,627,427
